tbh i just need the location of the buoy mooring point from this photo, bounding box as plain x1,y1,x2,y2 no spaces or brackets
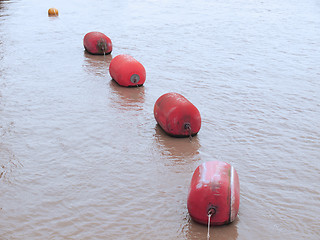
48,8,59,17
187,161,240,226
109,54,146,87
83,32,113,55
154,92,201,137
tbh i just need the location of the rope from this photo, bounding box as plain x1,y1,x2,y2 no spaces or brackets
206,207,215,240
55,17,78,35
207,213,212,240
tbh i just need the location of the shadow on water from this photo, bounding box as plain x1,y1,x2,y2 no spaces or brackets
180,214,239,240
83,51,113,77
153,124,201,164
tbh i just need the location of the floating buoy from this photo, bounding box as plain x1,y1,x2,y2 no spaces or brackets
48,8,59,17
154,92,201,137
83,32,112,55
109,54,146,87
187,161,240,226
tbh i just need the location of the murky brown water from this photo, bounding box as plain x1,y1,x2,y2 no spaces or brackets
1,0,320,239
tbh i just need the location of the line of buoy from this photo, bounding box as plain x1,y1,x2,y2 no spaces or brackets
48,7,240,236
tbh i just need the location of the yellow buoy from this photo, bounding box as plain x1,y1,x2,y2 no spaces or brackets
48,8,59,17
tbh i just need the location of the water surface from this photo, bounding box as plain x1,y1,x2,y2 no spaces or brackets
0,0,320,239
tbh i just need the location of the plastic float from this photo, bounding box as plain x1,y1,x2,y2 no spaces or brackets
187,161,240,225
109,54,146,87
83,32,113,55
154,92,201,137
48,8,59,17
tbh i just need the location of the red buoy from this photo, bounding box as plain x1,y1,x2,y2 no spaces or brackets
83,32,112,55
109,54,146,87
154,92,201,137
187,161,240,225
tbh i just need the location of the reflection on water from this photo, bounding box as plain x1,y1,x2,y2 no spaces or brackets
83,51,113,77
182,216,239,240
153,124,201,163
109,80,145,110
0,0,9,11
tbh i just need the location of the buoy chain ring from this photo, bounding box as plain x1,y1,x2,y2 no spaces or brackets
184,123,192,139
98,38,108,52
130,74,140,84
207,206,216,217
